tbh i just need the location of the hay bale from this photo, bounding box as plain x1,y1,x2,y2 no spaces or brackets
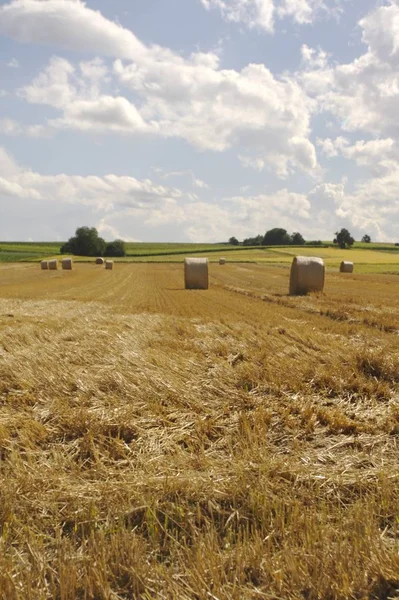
105,260,114,270
62,258,73,270
184,257,209,289
48,259,58,270
219,257,226,265
289,256,325,295
95,257,104,265
41,260,48,270
340,261,354,273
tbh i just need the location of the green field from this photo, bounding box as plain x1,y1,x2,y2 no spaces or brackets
1,241,399,274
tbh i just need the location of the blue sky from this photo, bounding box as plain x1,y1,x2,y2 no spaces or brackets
0,0,398,242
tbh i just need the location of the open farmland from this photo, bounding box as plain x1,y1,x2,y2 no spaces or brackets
2,241,399,274
0,262,399,599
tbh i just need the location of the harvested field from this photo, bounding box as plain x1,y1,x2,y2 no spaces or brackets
0,262,398,599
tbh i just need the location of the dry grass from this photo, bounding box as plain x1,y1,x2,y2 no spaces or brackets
0,263,398,599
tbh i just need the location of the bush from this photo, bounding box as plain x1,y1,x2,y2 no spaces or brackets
291,232,305,245
243,235,263,246
105,240,126,257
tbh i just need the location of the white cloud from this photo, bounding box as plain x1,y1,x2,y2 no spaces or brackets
201,0,274,32
0,0,317,177
0,147,182,212
55,96,148,133
301,5,399,140
0,118,49,137
317,136,397,174
6,57,19,68
0,0,145,59
96,218,140,242
301,44,329,69
0,147,21,176
19,56,77,108
153,168,209,190
114,58,317,175
359,3,399,66
278,0,341,25
0,147,323,242
309,174,399,242
18,56,147,134
18,48,317,177
201,0,342,31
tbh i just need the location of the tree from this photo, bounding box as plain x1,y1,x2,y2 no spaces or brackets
228,236,240,246
243,235,263,246
291,232,305,245
334,228,354,249
60,226,106,256
263,228,291,246
105,239,126,257
362,234,371,243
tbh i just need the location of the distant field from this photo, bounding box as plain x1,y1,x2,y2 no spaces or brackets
1,241,399,274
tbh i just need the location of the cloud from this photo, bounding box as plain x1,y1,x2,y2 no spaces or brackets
56,96,148,133
300,4,399,139
18,47,317,177
0,147,182,213
113,57,317,175
1,0,317,177
96,218,140,242
0,0,145,59
153,168,209,190
277,0,342,25
0,118,50,137
0,146,323,242
201,0,275,32
200,0,342,31
309,174,399,242
18,56,147,134
317,136,397,174
6,57,19,68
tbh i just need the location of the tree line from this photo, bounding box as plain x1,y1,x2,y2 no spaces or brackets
229,228,371,249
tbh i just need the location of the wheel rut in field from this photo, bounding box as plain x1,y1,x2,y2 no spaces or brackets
215,282,399,336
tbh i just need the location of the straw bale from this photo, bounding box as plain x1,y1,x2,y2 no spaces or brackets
105,260,114,270
219,257,226,265
48,259,58,270
340,261,354,273
41,260,48,270
62,258,73,270
289,256,325,295
95,257,104,265
184,257,209,289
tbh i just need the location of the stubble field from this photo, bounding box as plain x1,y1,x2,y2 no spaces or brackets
0,261,399,599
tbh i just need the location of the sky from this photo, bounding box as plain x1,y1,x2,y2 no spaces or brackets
0,0,398,243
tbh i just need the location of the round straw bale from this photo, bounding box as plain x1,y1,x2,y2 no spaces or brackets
184,257,209,289
62,258,73,270
105,260,114,270
219,257,226,265
340,261,354,273
48,259,58,270
289,256,325,295
95,257,104,265
41,260,48,270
